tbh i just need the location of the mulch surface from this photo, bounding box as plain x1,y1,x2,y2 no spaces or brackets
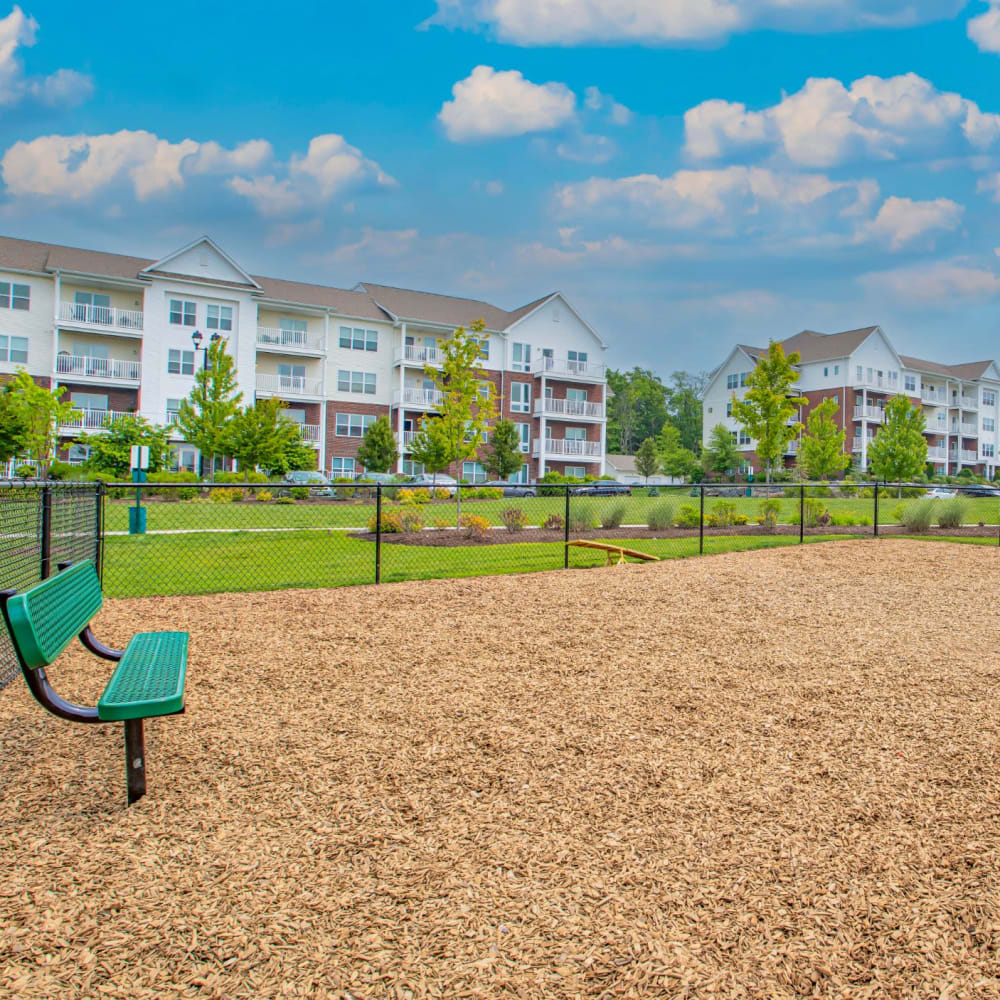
2,539,1000,998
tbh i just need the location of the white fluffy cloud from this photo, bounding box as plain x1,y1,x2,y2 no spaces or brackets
684,74,1000,167
0,6,91,107
859,260,1000,301
439,66,576,141
968,2,1000,53
2,130,394,215
425,0,963,46
864,196,964,250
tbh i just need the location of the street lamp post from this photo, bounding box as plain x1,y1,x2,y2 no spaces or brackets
190,330,222,478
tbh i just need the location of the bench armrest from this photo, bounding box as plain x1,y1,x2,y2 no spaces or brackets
79,626,124,661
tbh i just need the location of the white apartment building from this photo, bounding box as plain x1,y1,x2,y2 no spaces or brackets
704,326,1000,478
0,235,609,480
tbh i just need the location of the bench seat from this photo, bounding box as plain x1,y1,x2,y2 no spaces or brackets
97,631,188,722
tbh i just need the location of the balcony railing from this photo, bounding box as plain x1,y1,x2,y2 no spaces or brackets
927,446,948,461
854,374,897,390
954,422,978,436
393,388,445,409
532,437,602,459
256,327,324,352
255,373,323,397
959,395,978,409
853,405,884,423
785,439,800,454
533,397,605,419
921,388,947,404
957,449,978,463
298,423,321,443
395,344,441,366
58,408,131,432
59,301,143,332
55,354,141,382
398,430,419,450
532,356,606,381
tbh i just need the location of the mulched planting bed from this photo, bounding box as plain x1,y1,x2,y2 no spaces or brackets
2,539,1000,998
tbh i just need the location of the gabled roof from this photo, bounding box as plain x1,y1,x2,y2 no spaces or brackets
780,326,878,363
358,282,513,331
504,293,557,326
254,276,389,321
140,236,261,289
899,355,996,380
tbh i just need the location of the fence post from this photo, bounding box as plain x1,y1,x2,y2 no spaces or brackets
375,484,382,584
40,484,52,580
563,486,571,569
873,481,879,537
698,484,704,555
799,483,805,544
95,481,104,579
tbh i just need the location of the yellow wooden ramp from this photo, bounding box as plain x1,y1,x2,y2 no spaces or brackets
567,539,660,566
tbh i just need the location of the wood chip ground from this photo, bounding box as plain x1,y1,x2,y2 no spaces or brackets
2,539,999,998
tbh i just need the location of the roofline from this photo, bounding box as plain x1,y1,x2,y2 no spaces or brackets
506,291,608,349
141,235,263,290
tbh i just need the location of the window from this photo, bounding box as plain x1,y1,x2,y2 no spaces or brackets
726,373,738,390
856,365,863,381
508,463,529,483
738,430,751,446
73,291,111,323
329,457,356,478
984,390,997,407
169,299,196,325
401,459,425,476
726,401,733,417
166,398,182,423
477,337,489,359
171,447,198,473
206,304,232,331
823,367,828,377
278,362,306,389
462,461,487,483
0,334,27,363
477,380,492,400
167,349,194,375
339,326,378,351
0,282,29,310
739,371,748,387
565,466,586,478
834,365,839,375
565,427,586,442
516,422,530,452
983,443,996,458
568,350,588,373
70,392,108,411
277,318,308,346
567,388,588,402
66,444,91,466
335,413,376,437
904,375,916,392
512,342,531,371
337,370,376,394
983,417,995,433
510,382,531,413
283,408,306,425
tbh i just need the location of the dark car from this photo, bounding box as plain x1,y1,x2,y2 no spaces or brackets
958,484,1000,497
483,480,537,497
574,480,632,496
280,470,336,497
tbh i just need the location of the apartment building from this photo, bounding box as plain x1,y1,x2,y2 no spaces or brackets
703,326,1000,478
0,235,609,480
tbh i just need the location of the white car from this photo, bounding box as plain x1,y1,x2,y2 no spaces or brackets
402,474,459,495
926,487,957,499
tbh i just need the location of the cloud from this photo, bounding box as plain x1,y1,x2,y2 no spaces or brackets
326,226,420,262
516,232,674,268
0,6,92,108
865,196,964,250
968,2,1000,53
859,259,1000,302
583,86,633,124
439,65,575,141
484,179,504,195
977,171,1000,199
423,0,964,46
554,133,617,163
684,74,1000,167
2,129,394,215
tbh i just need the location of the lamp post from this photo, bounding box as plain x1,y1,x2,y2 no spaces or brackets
190,330,222,478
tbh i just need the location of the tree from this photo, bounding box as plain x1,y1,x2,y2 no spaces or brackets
80,414,171,479
175,336,242,480
664,371,708,454
225,398,303,480
408,416,452,481
606,367,669,454
703,423,739,479
356,415,398,474
635,437,660,484
731,341,806,482
0,379,29,465
4,370,78,478
868,394,928,494
482,417,523,480
798,397,850,481
656,422,699,480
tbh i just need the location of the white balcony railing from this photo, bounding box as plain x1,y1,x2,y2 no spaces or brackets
960,449,978,463
393,388,445,409
532,437,602,460
855,374,897,390
395,344,441,366
59,301,143,332
399,430,419,450
853,405,884,423
298,423,321,443
785,439,800,454
852,437,863,452
922,388,947,404
59,408,131,432
532,356,607,381
256,327,324,352
959,395,978,409
927,446,948,461
55,354,141,382
255,373,323,397
959,422,978,436
534,397,605,420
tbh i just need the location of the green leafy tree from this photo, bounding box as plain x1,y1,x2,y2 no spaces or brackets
664,371,708,454
606,367,669,454
4,370,78,478
225,398,303,480
868,394,928,495
482,417,524,480
656,422,700,480
81,414,171,478
175,336,242,480
798,397,850,481
703,423,739,480
408,416,452,481
731,341,806,482
356,415,399,474
635,437,660,484
0,379,29,464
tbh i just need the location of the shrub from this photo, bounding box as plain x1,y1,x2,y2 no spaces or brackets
796,498,827,528
891,503,907,523
47,461,73,481
216,470,268,484
757,499,781,532
435,488,452,500
838,481,857,498
569,502,599,532
210,487,241,503
601,503,626,529
542,513,564,530
466,486,503,500
290,486,310,501
829,512,857,526
673,504,699,529
709,500,737,526
936,498,967,529
396,488,415,504
783,486,799,498
275,496,295,505
432,517,451,529
501,507,528,532
14,464,37,478
459,513,492,540
811,482,832,497
368,509,425,533
733,513,750,525
899,499,935,532
256,489,273,503
412,488,432,503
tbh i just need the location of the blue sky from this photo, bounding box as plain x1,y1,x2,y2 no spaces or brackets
4,1,1000,373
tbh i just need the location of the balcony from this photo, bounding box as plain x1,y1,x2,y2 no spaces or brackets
532,437,602,461
921,388,947,404
532,356,606,383
533,397,605,421
398,430,419,451
255,373,323,399
298,424,321,444
853,405,884,423
393,388,445,410
854,374,896,390
954,449,978,463
394,344,441,367
927,446,948,462
59,301,143,334
785,439,800,455
953,422,978,437
55,354,141,384
58,408,131,433
256,327,324,355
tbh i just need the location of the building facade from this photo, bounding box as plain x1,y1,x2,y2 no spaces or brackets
703,326,1000,479
0,235,609,480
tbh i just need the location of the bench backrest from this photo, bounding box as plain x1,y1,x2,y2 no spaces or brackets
4,561,103,670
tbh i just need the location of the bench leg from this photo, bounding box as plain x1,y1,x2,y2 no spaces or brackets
124,719,146,805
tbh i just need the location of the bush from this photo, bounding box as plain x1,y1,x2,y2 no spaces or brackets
709,500,737,526
14,464,37,478
733,513,749,525
936,498,967,529
899,499,935,532
466,486,503,500
432,517,451,529
290,486,310,501
256,489,273,503
673,504,699,529
569,501,599,532
811,482,832,497
47,461,73,481
542,513,564,530
435,488,452,500
216,470,268,484
396,488,415,504
368,509,425,533
538,471,584,496
838,481,857,497
757,499,781,532
601,503,626,529
783,486,799,498
210,487,241,503
275,496,296,505
459,513,492,540
501,507,528,532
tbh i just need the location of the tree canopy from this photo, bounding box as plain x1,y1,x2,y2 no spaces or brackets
798,397,850,481
606,367,668,454
356,415,399,474
80,414,171,479
703,423,739,479
868,395,928,489
482,417,524,480
3,371,77,478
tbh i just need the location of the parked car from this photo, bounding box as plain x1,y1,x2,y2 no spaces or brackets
573,480,632,496
483,480,537,497
925,487,957,499
401,474,459,495
281,470,336,497
354,472,397,485
957,484,1000,498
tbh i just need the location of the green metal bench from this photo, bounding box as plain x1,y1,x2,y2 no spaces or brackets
0,560,187,805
